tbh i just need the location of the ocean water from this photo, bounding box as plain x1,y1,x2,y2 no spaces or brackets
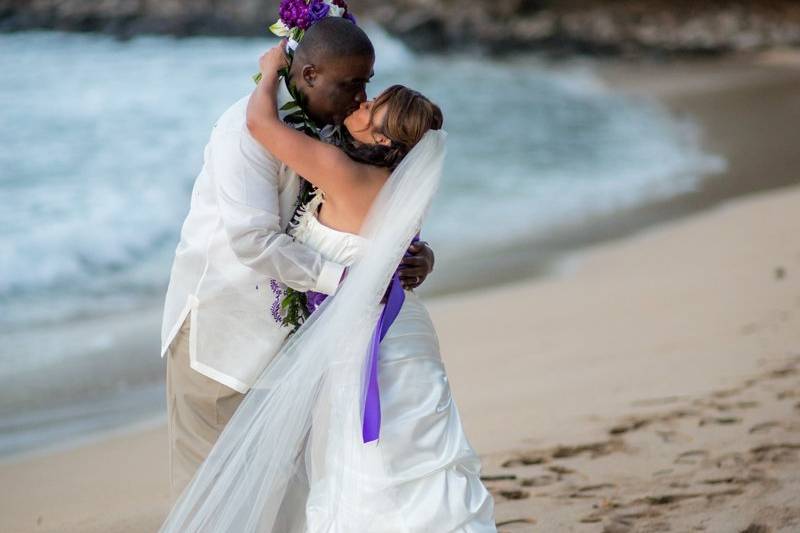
0,27,725,334
0,28,724,452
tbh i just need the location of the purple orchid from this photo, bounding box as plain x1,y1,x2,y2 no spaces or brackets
308,0,331,24
305,290,328,315
279,0,312,30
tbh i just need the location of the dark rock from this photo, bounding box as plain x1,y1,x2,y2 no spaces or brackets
377,0,800,58
387,10,449,52
2,0,800,59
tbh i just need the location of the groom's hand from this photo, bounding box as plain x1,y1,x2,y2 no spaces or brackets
399,241,434,290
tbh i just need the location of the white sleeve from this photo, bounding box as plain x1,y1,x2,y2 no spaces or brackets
210,126,345,295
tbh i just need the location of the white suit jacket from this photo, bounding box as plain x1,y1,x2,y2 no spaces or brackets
160,86,344,393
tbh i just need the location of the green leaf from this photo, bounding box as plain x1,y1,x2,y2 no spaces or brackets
293,89,307,106
280,100,300,111
252,72,262,85
283,114,306,125
269,20,291,37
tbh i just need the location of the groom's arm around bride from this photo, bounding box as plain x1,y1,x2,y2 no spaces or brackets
160,18,436,500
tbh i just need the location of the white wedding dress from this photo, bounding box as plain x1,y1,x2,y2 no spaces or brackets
160,130,496,533
288,191,497,532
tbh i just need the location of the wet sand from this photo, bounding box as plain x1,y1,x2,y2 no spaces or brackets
447,183,800,531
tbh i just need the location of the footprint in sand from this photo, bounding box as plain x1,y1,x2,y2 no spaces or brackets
675,449,710,465
609,418,650,435
750,442,800,464
652,468,674,477
570,483,616,498
587,484,747,533
698,415,742,427
712,387,746,399
495,517,536,531
655,429,693,444
715,451,747,468
547,464,575,476
701,475,741,485
739,524,770,533
703,399,759,411
600,507,662,533
480,474,517,482
501,454,547,468
551,439,625,459
749,421,782,434
496,488,530,500
578,497,626,524
520,474,558,487
776,388,799,400
768,366,798,379
500,438,625,468
775,389,800,400
634,489,745,509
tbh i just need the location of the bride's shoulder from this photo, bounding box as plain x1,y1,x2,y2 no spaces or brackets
360,163,391,189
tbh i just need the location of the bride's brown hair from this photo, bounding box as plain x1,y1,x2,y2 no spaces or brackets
340,85,443,170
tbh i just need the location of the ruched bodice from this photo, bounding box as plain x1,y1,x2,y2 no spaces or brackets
289,191,367,268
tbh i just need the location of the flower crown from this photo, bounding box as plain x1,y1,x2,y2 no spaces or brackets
269,0,357,53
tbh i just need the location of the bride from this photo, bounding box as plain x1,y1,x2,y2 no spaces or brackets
160,43,496,532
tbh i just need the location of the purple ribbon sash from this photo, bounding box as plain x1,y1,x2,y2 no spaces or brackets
361,234,421,443
308,236,421,444
361,273,405,443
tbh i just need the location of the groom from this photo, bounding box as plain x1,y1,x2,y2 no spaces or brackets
161,18,435,498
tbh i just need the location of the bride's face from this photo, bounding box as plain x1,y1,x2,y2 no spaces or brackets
343,98,391,147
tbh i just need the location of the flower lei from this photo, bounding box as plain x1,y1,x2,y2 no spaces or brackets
256,0,356,334
264,70,324,334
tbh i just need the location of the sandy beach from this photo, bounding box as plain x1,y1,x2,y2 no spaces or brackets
1,55,799,532
456,181,800,531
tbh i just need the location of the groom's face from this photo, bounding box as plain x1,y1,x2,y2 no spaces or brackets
301,54,375,126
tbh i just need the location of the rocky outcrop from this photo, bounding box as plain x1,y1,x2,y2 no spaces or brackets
2,0,800,57
374,0,800,57
0,0,278,37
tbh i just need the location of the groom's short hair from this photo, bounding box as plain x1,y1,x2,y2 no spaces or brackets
294,17,374,64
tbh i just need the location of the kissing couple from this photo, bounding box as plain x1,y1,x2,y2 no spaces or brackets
160,14,496,532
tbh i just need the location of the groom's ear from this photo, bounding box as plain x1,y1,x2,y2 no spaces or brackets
300,64,318,88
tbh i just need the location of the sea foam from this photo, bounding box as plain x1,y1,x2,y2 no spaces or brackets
0,29,723,333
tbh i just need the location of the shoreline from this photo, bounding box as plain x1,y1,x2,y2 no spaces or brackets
428,51,800,296
0,52,799,530
3,52,800,463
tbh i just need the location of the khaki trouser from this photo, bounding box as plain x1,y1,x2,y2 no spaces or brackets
165,318,245,501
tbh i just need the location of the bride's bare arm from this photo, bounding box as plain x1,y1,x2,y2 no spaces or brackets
246,45,371,198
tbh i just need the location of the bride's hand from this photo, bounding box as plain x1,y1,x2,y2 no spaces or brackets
259,41,289,81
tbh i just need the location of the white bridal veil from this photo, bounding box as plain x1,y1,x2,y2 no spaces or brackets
160,129,447,532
